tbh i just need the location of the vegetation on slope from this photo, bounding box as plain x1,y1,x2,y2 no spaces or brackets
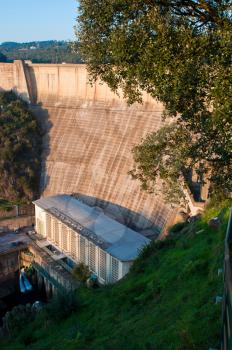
0,91,42,204
0,200,231,350
0,199,14,211
0,41,83,64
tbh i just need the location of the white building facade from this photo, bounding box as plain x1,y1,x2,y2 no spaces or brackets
34,195,150,284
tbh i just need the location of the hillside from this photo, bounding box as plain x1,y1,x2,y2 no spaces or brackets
0,41,82,63
0,91,42,203
0,200,230,349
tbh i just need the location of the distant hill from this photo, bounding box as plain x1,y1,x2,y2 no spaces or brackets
0,42,19,48
0,40,82,64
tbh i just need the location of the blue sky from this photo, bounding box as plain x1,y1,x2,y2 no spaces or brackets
0,0,77,43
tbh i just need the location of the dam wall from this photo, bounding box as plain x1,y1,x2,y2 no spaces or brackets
0,61,176,237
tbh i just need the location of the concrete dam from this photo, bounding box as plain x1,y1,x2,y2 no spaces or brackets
0,60,176,237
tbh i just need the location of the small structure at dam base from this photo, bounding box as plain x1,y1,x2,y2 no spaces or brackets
34,194,150,284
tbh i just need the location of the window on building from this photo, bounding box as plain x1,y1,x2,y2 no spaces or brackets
79,236,86,264
111,257,119,282
99,249,107,281
89,242,96,273
70,229,77,259
52,218,60,245
61,224,68,252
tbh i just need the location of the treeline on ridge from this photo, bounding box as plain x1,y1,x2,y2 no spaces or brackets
0,40,83,64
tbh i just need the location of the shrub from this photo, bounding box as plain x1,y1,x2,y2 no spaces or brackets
72,262,90,282
45,290,79,322
0,91,42,203
138,237,176,260
131,237,176,274
2,304,36,337
169,222,188,235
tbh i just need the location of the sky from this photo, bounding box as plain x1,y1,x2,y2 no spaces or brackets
0,0,77,43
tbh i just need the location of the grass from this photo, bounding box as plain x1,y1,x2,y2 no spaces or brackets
0,199,231,350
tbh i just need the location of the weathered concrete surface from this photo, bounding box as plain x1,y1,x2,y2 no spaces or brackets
0,61,176,236
0,216,34,231
0,60,30,102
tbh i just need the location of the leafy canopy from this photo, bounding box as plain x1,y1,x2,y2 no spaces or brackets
74,0,232,203
0,91,42,203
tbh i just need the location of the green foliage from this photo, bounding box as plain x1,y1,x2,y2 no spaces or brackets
2,304,36,337
134,235,176,265
75,1,232,203
72,263,91,282
168,221,188,234
0,198,14,211
129,123,194,203
0,41,83,64
45,290,79,322
0,91,42,203
0,202,230,350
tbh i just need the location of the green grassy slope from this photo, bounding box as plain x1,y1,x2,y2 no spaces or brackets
1,200,231,350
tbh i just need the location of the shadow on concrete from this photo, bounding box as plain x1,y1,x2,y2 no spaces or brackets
30,103,52,196
25,65,38,104
72,192,160,239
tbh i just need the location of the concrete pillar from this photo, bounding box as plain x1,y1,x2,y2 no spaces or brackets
49,282,53,298
44,279,53,299
37,274,44,291
52,285,58,297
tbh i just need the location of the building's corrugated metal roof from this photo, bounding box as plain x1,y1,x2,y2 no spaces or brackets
34,195,150,261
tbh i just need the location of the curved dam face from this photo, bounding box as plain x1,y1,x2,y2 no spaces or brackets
0,61,176,237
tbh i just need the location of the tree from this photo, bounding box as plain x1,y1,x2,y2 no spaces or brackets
0,41,83,64
74,0,232,204
72,262,90,282
0,91,42,203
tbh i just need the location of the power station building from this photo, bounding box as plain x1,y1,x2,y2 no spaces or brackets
33,195,150,284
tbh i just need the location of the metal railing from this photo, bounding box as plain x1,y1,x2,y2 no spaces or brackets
222,208,232,350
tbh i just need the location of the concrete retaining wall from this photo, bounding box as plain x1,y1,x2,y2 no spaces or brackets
0,216,34,231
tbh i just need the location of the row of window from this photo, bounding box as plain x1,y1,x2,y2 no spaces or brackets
44,213,119,283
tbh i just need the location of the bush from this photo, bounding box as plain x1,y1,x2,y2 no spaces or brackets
0,91,42,203
131,237,176,273
45,290,79,322
72,263,90,282
2,304,36,337
169,222,188,235
138,237,176,260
